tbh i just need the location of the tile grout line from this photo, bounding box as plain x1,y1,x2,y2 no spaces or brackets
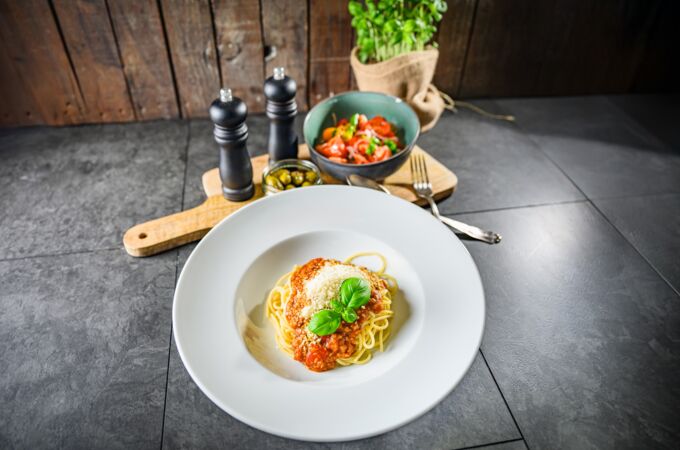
453,437,525,450
0,246,120,263
586,190,680,202
478,349,530,450
442,198,589,218
514,119,680,299
159,122,191,450
588,199,680,299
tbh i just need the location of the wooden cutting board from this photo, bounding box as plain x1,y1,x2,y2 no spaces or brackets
123,144,457,257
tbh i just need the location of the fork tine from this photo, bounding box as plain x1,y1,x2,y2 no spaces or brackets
410,154,419,187
415,153,423,187
420,153,430,186
415,154,422,186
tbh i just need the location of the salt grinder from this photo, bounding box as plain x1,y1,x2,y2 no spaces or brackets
209,88,254,201
264,67,298,162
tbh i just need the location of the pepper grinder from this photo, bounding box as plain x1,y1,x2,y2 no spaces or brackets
209,88,254,201
264,67,298,162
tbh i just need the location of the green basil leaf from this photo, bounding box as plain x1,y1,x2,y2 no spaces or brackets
342,308,358,323
340,277,371,309
330,299,344,313
308,310,341,336
348,1,363,16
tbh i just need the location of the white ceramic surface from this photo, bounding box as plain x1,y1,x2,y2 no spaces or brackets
173,185,485,442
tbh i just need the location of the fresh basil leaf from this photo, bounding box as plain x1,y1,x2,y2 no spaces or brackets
348,1,362,16
308,310,341,336
330,299,344,314
342,308,358,323
340,277,371,309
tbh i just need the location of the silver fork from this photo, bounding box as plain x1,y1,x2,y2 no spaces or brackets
410,153,502,244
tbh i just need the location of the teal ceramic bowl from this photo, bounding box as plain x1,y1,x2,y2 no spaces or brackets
303,91,420,181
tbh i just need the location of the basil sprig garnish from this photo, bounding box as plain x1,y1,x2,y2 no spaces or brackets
307,310,341,336
307,277,371,336
340,277,371,309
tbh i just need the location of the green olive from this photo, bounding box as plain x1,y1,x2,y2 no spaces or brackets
276,169,292,185
304,170,318,183
265,175,284,190
291,170,305,186
301,181,312,187
285,184,296,190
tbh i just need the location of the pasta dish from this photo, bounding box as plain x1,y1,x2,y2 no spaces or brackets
266,252,395,372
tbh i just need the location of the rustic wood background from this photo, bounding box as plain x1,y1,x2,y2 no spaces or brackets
0,0,676,127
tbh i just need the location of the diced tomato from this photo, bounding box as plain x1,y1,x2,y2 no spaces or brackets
353,152,368,164
337,118,348,126
366,116,391,137
329,156,348,164
356,139,369,155
321,127,336,141
315,143,331,157
327,135,347,157
347,135,361,147
358,114,368,126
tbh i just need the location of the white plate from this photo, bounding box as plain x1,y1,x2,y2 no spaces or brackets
173,185,485,442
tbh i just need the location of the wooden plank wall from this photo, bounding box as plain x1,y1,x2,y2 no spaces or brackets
0,0,675,127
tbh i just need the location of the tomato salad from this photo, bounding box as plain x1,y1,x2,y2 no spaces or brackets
315,114,401,164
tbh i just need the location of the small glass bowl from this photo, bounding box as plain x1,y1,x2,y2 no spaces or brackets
262,159,323,196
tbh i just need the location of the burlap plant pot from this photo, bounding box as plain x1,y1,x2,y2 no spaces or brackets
350,47,444,132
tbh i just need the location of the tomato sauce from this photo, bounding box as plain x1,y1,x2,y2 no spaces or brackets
286,258,386,372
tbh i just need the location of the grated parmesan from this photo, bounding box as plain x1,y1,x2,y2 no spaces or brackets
300,262,367,318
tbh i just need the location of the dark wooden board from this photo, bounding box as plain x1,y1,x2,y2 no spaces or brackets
108,0,179,120
309,60,352,106
0,0,85,125
0,33,43,126
53,0,134,123
0,0,676,127
460,0,661,97
261,0,308,110
212,0,265,113
160,0,221,118
308,0,353,107
433,0,477,97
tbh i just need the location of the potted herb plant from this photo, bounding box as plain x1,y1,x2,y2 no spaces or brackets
349,0,448,131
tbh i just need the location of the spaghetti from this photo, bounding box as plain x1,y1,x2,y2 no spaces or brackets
265,252,395,371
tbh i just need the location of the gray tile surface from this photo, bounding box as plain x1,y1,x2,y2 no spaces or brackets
418,109,584,214
594,193,680,294
162,348,519,450
607,94,680,150
3,95,680,449
470,440,527,450
496,96,680,199
0,121,188,260
0,249,176,449
457,202,680,449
